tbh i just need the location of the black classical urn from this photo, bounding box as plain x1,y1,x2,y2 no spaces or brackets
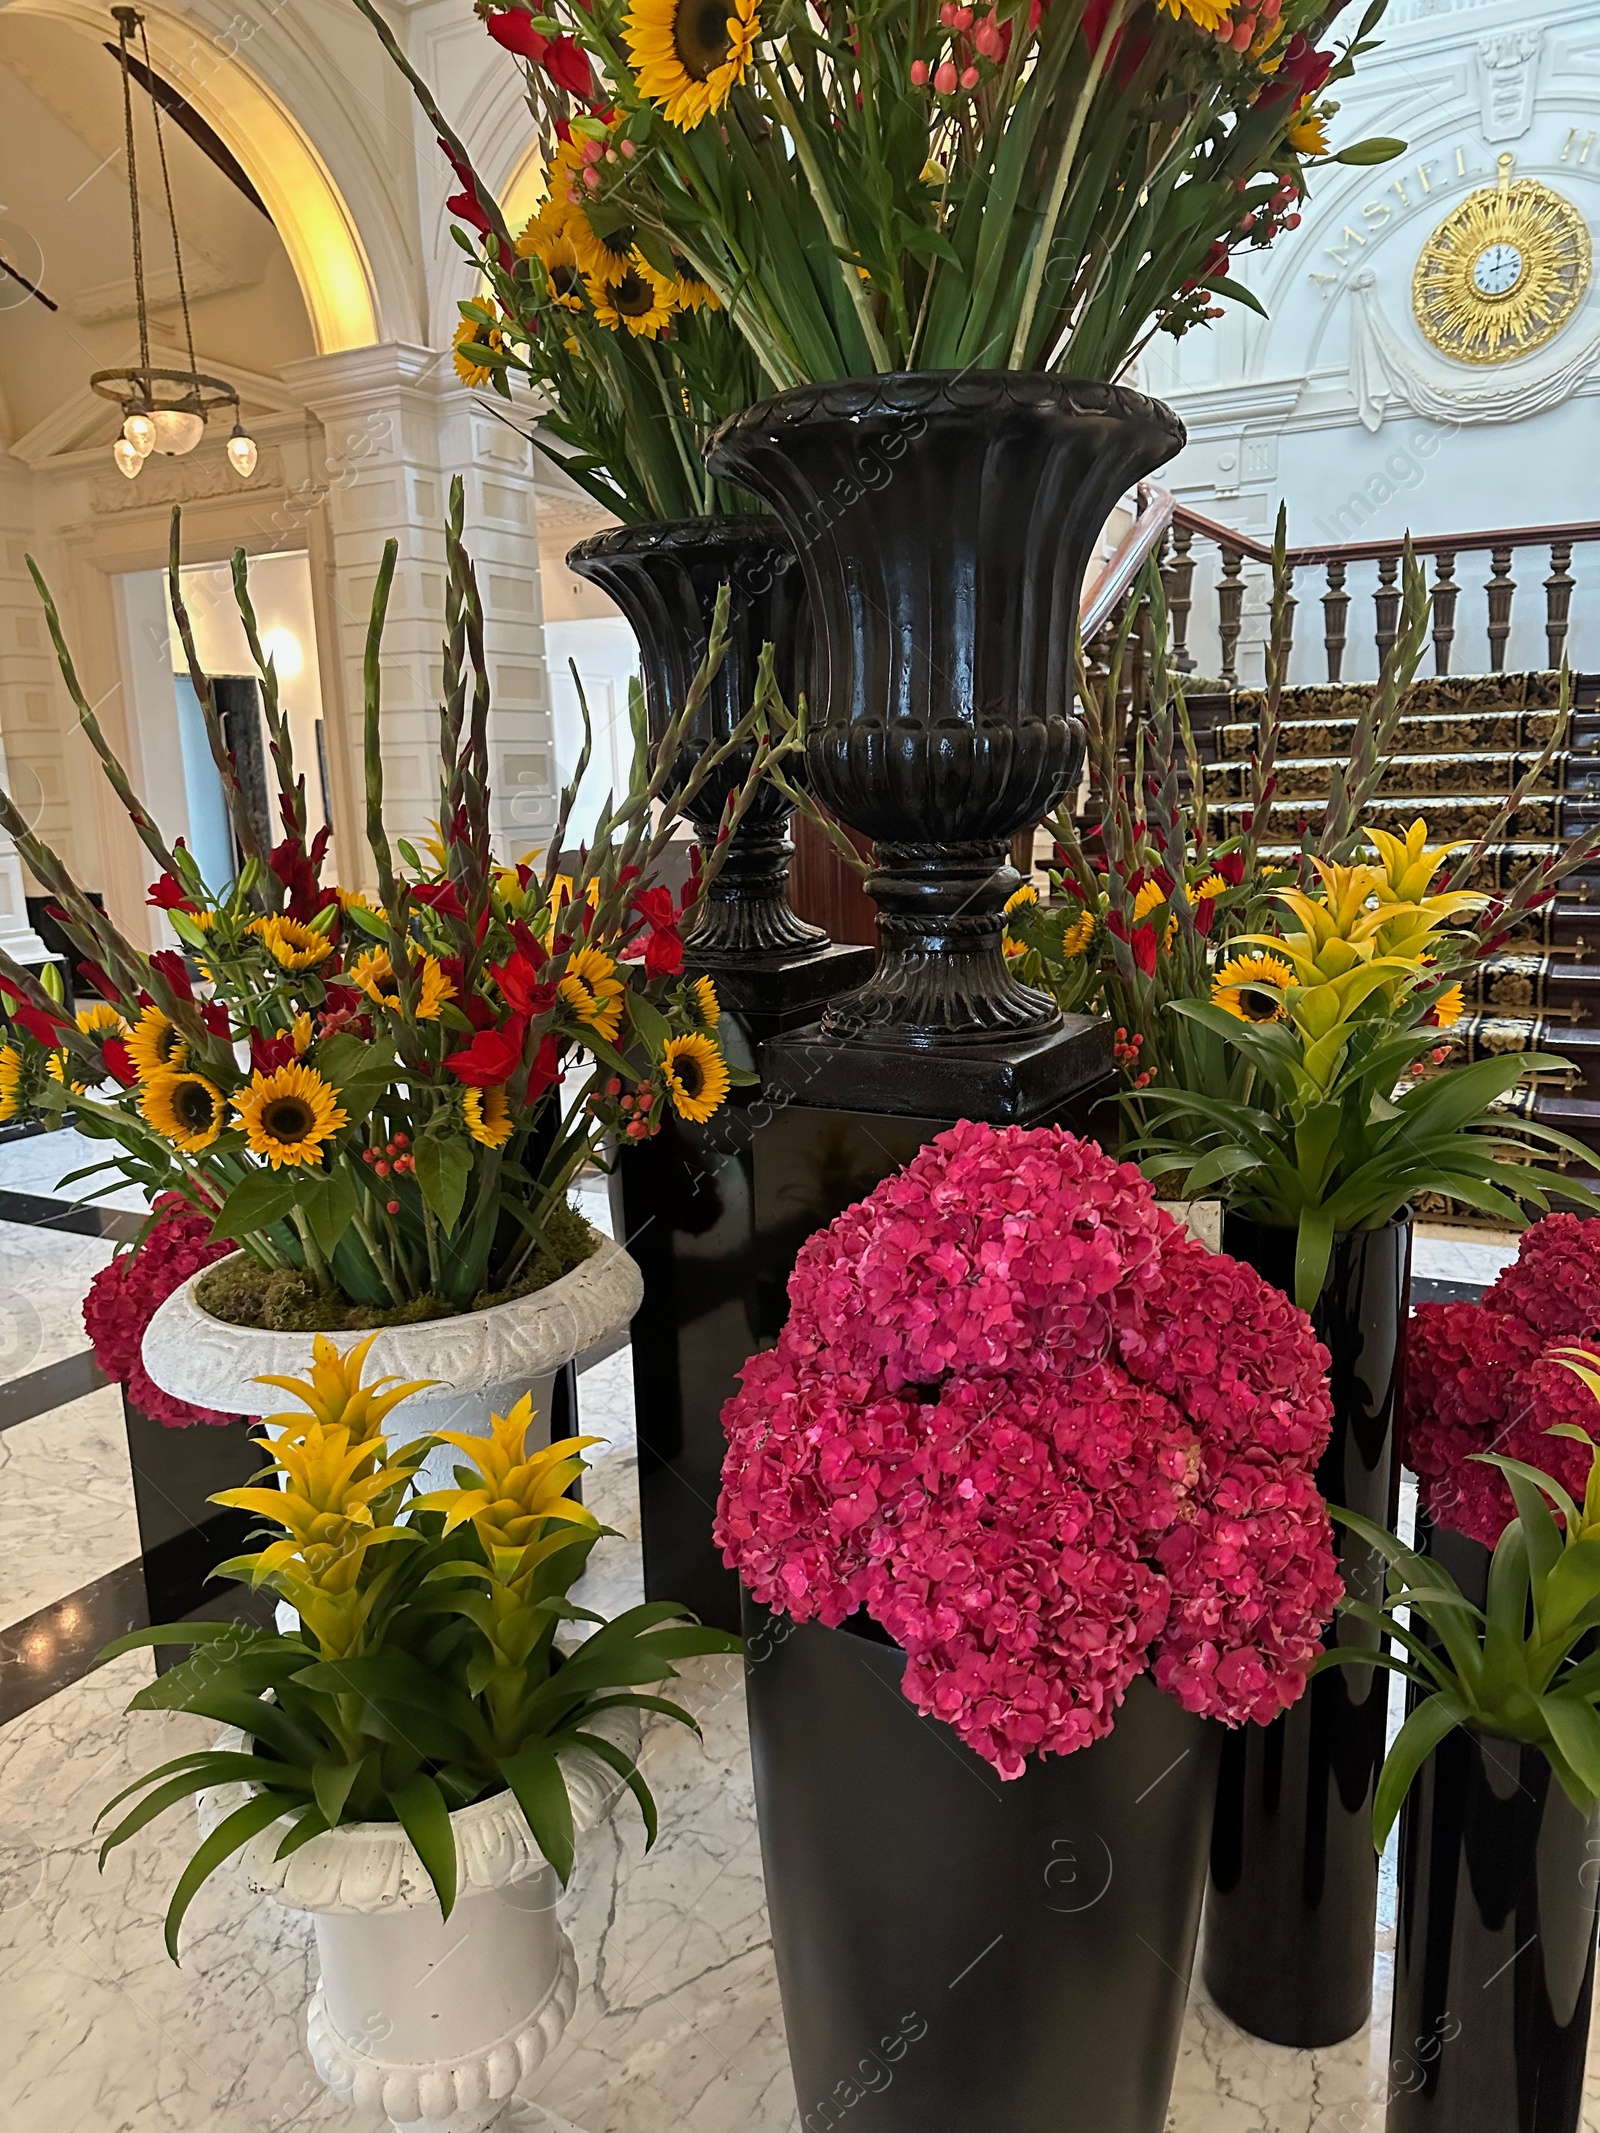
566,514,830,970
705,372,1186,1056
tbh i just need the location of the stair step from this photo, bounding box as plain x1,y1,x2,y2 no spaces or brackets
1217,709,1567,763
1231,794,1566,841
1232,672,1566,721
1201,750,1575,805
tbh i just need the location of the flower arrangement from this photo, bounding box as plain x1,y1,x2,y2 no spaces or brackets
0,490,778,1329
353,0,764,524
82,1193,236,1426
1404,1214,1600,1548
715,1120,1341,1778
421,0,1401,389
1325,1379,1600,1844
95,1336,737,1956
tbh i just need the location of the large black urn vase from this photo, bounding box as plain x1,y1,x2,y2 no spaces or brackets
744,1597,1220,2133
1204,1210,1413,2046
566,514,830,971
706,372,1184,1068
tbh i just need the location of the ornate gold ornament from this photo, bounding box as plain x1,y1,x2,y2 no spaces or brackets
1411,153,1591,366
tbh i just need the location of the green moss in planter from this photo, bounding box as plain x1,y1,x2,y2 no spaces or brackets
195,1202,600,1331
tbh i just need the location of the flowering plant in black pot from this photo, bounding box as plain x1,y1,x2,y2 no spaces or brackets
1325,1377,1600,2133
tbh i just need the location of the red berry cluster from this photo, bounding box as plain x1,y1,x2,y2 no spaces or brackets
362,1131,413,1214
1113,1026,1153,1090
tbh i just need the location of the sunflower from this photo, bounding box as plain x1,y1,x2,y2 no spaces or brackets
1427,982,1464,1031
347,946,454,1022
661,1031,730,1123
1132,879,1168,922
1058,912,1096,959
624,0,761,129
1187,874,1228,904
520,214,589,313
453,314,502,388
558,945,626,1045
463,1084,515,1150
1156,0,1233,30
47,1053,88,1095
127,1004,187,1081
671,269,720,312
691,974,720,1028
140,1069,228,1153
0,1044,21,1123
587,256,677,338
1287,98,1330,158
254,915,334,972
1004,883,1039,918
75,1003,128,1078
234,1062,347,1169
1212,951,1295,1024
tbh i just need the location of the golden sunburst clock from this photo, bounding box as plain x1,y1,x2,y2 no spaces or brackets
1412,153,1592,366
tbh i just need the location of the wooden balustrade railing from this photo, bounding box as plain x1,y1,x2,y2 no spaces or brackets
1164,505,1600,686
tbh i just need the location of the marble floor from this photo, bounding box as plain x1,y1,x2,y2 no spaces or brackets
0,1125,1594,2131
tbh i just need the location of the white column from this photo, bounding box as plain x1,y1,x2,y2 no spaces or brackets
281,344,558,876
0,474,70,967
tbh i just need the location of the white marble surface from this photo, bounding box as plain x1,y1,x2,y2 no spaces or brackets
0,1217,115,1386
0,1385,139,1631
0,1125,152,1212
1412,1222,1521,1286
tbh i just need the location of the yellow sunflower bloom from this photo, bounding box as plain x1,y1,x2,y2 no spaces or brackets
1213,952,1295,1024
624,0,761,129
77,1003,127,1040
558,945,626,1045
463,1084,515,1150
233,1062,347,1169
453,314,502,388
0,1045,22,1122
672,270,720,312
1132,879,1168,922
253,915,334,972
291,1011,314,1055
520,214,589,313
1287,99,1330,158
691,974,720,1028
47,1053,88,1095
347,946,454,1022
1156,0,1232,30
661,1030,730,1123
586,256,677,338
1187,874,1228,904
140,1069,228,1153
127,1004,187,1081
1004,883,1039,918
1059,912,1096,958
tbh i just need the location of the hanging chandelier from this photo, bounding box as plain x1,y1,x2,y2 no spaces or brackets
90,7,256,481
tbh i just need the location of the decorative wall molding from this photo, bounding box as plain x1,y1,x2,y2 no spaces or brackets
1478,27,1544,140
88,442,285,515
1348,267,1600,428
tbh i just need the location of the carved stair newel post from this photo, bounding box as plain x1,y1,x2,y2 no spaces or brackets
707,372,1186,1117
567,516,841,983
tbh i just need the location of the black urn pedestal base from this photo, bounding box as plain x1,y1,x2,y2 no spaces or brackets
122,1398,274,1665
610,945,874,1634
764,1011,1113,1125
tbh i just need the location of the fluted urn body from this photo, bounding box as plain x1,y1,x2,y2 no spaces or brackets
706,373,1186,1047
566,515,829,966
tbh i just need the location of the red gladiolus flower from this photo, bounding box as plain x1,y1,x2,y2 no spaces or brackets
542,33,593,97
412,880,467,921
631,884,677,931
101,1037,138,1087
146,872,196,913
1131,924,1158,976
490,951,558,1018
1194,896,1218,938
250,1030,297,1074
643,926,684,979
447,189,494,238
1216,851,1246,886
525,1031,561,1103
149,949,195,1001
447,1023,526,1087
486,7,548,61
201,1002,232,1041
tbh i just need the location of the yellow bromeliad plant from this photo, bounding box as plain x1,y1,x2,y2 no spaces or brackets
93,1339,736,1958
1131,823,1596,1310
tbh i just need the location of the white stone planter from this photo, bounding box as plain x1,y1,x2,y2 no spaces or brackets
198,1712,640,2133
141,1233,642,1483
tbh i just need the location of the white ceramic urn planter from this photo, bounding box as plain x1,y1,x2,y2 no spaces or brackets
141,1233,643,1485
198,1713,639,2133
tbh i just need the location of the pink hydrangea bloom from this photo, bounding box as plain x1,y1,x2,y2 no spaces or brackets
1402,1215,1600,1547
716,1122,1340,1779
83,1192,238,1428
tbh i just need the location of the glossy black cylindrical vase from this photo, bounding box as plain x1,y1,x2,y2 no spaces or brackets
566,515,829,966
1204,1210,1413,2046
1388,1728,1600,2132
744,1596,1220,2132
706,373,1184,1046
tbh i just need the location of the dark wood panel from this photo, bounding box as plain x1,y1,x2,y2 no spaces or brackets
790,813,878,946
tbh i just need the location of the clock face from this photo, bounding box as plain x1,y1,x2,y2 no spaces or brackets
1472,241,1524,297
1413,158,1591,365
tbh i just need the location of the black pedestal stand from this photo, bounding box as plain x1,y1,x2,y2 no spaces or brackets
122,1398,275,1666
610,943,875,1632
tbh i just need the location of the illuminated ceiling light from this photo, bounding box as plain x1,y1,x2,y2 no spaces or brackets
226,421,258,479
90,10,245,473
260,626,302,678
112,436,143,479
